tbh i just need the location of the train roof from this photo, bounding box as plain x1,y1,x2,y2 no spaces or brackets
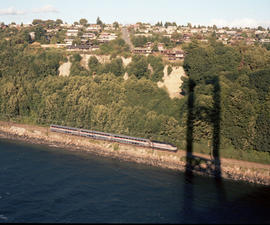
50,124,79,130
81,129,148,141
151,140,176,147
51,124,149,142
110,133,148,141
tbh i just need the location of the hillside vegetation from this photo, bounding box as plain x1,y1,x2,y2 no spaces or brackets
0,31,270,164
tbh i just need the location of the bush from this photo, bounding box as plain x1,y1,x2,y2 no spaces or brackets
167,65,173,75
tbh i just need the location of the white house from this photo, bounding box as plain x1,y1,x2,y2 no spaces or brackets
66,29,78,37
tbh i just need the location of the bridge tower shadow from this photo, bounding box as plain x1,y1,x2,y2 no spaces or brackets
183,76,226,222
184,76,223,179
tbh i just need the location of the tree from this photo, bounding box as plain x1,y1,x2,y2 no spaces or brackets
257,26,265,31
167,65,173,75
88,56,101,75
56,19,63,25
127,55,150,79
32,19,43,25
171,32,183,40
164,22,172,28
131,35,147,47
34,26,46,42
71,53,82,62
96,16,103,26
72,37,82,46
155,21,163,27
79,18,88,26
152,42,159,52
147,55,164,82
113,21,119,30
106,58,125,76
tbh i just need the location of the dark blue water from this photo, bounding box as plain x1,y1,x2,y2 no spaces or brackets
0,138,269,224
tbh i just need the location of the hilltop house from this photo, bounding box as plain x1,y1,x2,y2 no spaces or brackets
66,29,78,37
98,32,117,43
87,24,101,32
82,33,96,39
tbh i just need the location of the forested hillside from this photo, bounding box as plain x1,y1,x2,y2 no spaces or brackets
181,39,270,160
0,28,270,163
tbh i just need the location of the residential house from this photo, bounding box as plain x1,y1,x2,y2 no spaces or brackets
98,32,117,43
87,24,101,32
66,29,78,37
133,47,152,54
226,30,237,35
246,38,256,45
104,24,114,31
255,30,268,35
64,38,73,46
175,50,185,59
216,29,226,34
60,24,72,28
260,39,270,43
82,33,96,39
166,26,178,34
134,33,152,37
158,43,165,51
190,29,199,34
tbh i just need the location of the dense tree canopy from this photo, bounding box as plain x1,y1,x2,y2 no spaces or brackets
182,39,270,154
0,28,270,163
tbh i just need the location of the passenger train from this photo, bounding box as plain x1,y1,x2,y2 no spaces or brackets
50,124,178,152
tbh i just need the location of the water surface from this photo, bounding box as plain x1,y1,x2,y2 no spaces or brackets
0,138,269,223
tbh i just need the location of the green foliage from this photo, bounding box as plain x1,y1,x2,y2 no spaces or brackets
102,58,125,76
183,40,241,84
88,56,101,75
98,38,130,56
113,22,119,30
96,17,103,26
131,33,176,49
79,18,88,26
0,40,64,79
33,25,48,44
88,56,125,77
127,55,150,79
131,35,147,47
1,31,270,164
182,39,270,157
70,62,89,76
69,54,89,77
147,55,164,82
262,43,270,51
71,53,82,62
167,65,173,75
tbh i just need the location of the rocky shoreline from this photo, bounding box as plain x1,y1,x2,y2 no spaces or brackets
0,121,269,186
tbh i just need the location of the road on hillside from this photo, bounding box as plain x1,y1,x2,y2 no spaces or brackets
121,27,134,51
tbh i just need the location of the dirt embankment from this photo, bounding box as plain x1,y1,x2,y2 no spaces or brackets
57,54,185,101
0,121,269,186
157,65,187,99
58,54,132,77
58,60,71,77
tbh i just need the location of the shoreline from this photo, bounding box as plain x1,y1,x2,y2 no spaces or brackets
0,121,269,186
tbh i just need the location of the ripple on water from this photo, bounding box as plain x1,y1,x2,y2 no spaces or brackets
0,215,8,221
